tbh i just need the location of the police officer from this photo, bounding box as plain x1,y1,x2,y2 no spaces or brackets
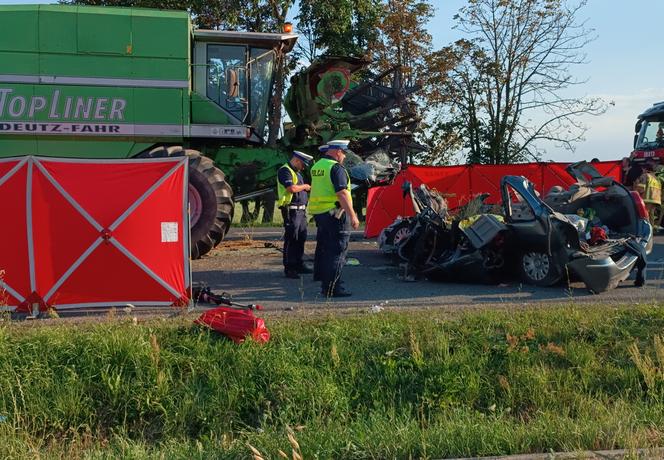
277,150,314,278
309,140,360,297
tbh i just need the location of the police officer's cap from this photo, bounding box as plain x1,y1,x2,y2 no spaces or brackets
292,150,313,166
326,140,351,151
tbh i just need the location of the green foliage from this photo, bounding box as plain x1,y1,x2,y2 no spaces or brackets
629,335,664,397
238,0,280,32
1,305,664,458
61,0,241,29
296,0,382,61
415,118,464,165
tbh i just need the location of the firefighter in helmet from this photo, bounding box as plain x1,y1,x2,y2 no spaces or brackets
634,158,662,226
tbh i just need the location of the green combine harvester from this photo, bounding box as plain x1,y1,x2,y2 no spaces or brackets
0,4,420,258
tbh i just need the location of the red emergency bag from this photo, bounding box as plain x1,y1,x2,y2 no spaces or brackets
195,306,270,344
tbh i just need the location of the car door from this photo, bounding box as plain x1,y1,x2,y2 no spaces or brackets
501,176,550,247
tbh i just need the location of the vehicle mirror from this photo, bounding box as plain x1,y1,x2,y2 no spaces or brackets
634,134,638,149
227,69,239,98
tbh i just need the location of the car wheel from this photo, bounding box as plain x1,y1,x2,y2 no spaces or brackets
379,220,412,254
140,146,233,259
519,251,563,286
392,222,412,246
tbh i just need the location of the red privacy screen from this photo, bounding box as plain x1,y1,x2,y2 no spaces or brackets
365,161,622,238
0,156,190,313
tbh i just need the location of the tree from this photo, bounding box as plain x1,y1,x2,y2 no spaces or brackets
62,0,241,29
238,0,276,32
374,0,434,89
373,0,440,165
415,119,464,166
295,0,382,62
427,0,606,165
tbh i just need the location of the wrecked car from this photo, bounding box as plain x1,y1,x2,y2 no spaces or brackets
500,169,650,292
378,181,448,261
346,150,399,190
379,161,652,293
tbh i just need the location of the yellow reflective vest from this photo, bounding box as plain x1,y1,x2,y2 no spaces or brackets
636,172,662,205
309,157,352,215
276,163,298,207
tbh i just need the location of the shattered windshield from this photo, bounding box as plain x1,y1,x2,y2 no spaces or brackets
636,119,664,150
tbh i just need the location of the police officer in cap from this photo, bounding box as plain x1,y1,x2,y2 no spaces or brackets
309,140,360,297
277,150,314,278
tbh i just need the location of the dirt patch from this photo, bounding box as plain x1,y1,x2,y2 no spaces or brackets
217,239,274,251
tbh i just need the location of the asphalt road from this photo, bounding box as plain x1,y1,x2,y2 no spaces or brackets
191,226,664,312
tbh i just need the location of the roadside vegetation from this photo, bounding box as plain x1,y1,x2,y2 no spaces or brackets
1,304,664,459
230,202,368,227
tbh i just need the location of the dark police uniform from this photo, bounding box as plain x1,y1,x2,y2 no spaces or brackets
277,163,308,275
309,155,352,295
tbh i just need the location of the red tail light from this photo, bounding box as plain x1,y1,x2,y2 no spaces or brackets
630,191,649,219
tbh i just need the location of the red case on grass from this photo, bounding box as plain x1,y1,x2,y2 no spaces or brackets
195,307,270,344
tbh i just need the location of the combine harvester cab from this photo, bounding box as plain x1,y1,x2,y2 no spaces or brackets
0,4,297,258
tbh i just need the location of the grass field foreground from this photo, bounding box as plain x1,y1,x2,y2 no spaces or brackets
1,305,664,459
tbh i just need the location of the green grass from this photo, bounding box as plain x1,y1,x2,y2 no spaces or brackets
1,305,664,459
231,202,368,227
232,201,283,225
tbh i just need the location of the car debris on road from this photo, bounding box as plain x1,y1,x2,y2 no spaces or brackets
379,161,652,293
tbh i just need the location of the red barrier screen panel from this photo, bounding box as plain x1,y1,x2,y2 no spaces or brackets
365,160,622,238
0,156,190,312
0,158,30,307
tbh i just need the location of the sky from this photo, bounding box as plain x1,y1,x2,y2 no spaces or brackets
3,0,663,162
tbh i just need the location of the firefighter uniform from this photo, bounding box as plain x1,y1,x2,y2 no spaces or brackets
310,141,353,297
635,169,662,226
277,151,313,278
